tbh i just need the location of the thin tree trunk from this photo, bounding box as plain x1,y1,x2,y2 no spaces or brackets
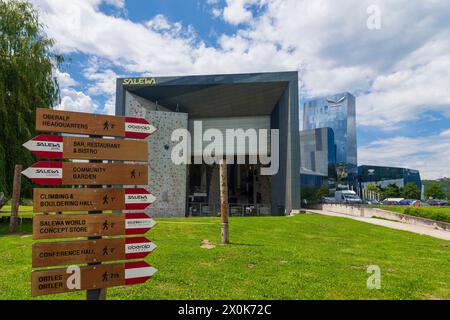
220,159,229,244
9,164,22,234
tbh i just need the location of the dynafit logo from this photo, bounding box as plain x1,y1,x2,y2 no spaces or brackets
123,78,157,86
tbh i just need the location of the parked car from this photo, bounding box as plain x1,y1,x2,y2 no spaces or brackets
398,199,417,206
427,199,450,207
382,198,404,205
335,190,362,204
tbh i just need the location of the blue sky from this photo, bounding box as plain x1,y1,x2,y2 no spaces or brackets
30,0,450,179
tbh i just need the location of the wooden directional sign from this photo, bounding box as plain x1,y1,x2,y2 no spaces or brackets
32,237,156,268
32,261,157,297
36,108,157,139
33,188,156,212
22,161,148,186
33,213,157,240
23,134,148,161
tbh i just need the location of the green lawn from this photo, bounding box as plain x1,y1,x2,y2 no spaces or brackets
377,206,450,223
0,214,449,300
0,205,34,217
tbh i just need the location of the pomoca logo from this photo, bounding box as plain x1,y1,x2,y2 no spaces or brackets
127,124,150,131
128,244,152,251
123,78,157,86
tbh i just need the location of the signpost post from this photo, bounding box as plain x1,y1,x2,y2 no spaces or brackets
22,108,158,300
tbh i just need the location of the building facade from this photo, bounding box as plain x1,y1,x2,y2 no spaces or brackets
116,72,301,217
300,128,336,177
358,165,422,192
303,92,358,189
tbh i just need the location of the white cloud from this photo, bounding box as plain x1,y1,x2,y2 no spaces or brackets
56,88,98,113
103,0,124,8
30,0,450,131
53,69,78,89
83,58,118,96
358,130,450,180
222,0,264,25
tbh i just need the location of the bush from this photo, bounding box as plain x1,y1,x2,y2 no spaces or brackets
403,207,450,224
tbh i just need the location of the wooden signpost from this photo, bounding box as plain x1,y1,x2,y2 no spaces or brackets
36,108,157,139
22,108,158,299
32,237,156,267
32,261,157,297
33,213,157,239
23,134,148,161
33,188,156,212
22,162,148,185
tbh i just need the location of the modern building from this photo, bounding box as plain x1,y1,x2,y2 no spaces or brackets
303,92,358,189
300,167,328,189
300,127,336,177
358,165,422,191
115,72,301,217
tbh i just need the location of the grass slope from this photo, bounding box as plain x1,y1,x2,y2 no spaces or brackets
378,206,450,223
0,214,449,300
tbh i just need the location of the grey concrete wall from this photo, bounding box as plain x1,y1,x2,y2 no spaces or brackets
319,204,450,232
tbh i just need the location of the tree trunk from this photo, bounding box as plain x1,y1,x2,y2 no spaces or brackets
220,159,229,244
9,164,22,234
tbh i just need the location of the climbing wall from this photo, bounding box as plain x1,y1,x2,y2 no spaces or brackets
126,93,188,217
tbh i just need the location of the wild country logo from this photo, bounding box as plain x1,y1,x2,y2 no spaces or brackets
171,121,280,176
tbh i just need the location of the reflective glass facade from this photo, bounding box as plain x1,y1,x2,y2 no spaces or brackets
300,128,336,177
358,165,422,190
303,92,358,189
303,92,357,166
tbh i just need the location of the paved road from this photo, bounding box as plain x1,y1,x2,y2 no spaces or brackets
309,209,450,241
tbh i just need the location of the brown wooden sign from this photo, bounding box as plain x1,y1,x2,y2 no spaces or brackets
22,162,148,186
33,213,156,240
32,261,157,297
32,237,156,268
33,188,155,212
36,108,157,139
23,134,148,161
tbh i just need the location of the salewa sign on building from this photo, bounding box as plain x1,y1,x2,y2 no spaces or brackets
123,78,157,86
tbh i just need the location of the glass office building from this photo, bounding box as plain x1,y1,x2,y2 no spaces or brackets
300,127,336,181
303,92,357,189
358,165,422,190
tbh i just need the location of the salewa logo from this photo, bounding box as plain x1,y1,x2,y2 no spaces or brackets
326,95,347,107
123,78,157,86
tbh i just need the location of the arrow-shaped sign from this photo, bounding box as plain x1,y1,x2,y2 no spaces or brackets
33,188,156,212
33,213,157,240
36,108,157,139
32,261,157,297
22,161,148,186
23,134,148,161
32,237,156,268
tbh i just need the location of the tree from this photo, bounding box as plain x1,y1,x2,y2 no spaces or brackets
425,183,446,200
382,184,401,199
0,0,63,198
366,183,382,198
402,183,421,200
